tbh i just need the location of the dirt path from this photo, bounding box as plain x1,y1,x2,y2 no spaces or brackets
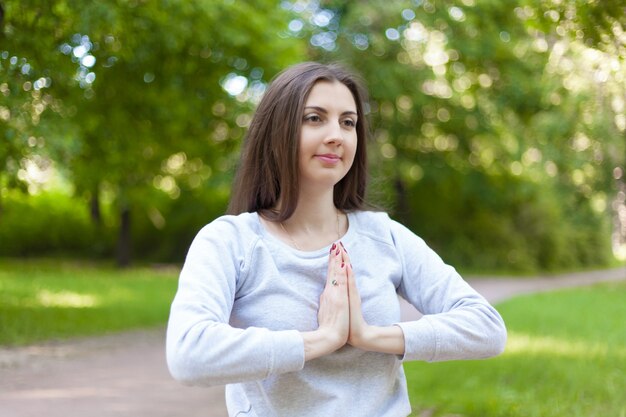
2,267,625,417
0,328,225,417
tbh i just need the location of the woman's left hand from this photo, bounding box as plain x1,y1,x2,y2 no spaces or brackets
340,243,406,355
338,244,369,347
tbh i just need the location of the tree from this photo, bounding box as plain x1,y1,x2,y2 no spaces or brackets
2,0,623,271
285,0,622,270
1,0,306,265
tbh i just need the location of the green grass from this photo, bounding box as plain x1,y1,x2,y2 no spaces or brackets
3,259,626,416
0,258,179,346
406,281,626,417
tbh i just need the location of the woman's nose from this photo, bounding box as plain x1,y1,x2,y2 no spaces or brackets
324,121,344,145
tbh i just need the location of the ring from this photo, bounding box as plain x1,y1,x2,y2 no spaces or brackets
331,279,338,286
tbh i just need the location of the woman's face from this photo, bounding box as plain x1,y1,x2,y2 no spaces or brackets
298,80,358,191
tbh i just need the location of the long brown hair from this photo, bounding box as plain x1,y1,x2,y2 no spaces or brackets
227,62,370,221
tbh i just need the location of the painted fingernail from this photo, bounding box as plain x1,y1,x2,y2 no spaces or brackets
341,262,345,268
335,249,340,256
331,243,336,252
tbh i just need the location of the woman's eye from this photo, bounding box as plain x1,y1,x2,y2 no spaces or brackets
304,114,322,123
342,119,356,128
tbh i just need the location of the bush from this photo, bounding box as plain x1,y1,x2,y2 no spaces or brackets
400,169,613,272
0,190,115,257
0,185,232,263
0,174,614,272
130,188,229,263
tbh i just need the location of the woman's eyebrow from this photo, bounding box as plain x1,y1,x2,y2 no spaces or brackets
304,106,358,116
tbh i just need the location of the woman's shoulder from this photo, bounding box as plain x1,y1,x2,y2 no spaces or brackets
349,210,395,243
204,211,259,228
194,212,262,244
349,209,391,224
349,210,420,244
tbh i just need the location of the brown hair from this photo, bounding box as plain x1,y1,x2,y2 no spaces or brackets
227,62,370,221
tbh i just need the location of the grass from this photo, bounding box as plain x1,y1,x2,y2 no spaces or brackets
0,258,179,346
406,281,626,417
2,258,625,415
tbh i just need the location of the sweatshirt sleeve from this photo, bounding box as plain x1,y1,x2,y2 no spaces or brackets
166,218,305,386
390,220,507,362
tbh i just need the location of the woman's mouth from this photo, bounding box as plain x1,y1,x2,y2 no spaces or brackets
315,154,341,164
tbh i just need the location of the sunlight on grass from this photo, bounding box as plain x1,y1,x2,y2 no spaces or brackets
36,290,100,308
0,258,179,345
505,331,626,359
406,281,626,417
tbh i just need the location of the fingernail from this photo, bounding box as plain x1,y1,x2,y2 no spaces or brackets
331,243,336,252
340,241,345,248
341,262,344,268
335,249,340,256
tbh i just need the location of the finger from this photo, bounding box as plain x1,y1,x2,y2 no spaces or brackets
335,249,347,287
326,242,336,282
347,263,360,301
339,241,351,266
326,242,343,288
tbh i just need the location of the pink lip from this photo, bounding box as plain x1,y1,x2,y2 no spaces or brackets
315,154,341,164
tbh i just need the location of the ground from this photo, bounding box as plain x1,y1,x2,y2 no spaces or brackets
1,267,625,417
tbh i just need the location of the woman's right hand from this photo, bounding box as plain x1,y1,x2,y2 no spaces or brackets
301,242,349,361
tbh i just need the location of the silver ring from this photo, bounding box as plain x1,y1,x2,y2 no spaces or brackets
331,279,338,286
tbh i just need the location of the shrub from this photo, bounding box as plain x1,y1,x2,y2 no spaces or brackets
401,169,613,272
0,190,115,257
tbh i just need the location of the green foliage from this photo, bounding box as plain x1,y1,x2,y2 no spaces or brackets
0,190,115,257
1,0,307,265
405,281,626,417
0,258,178,346
0,188,229,262
130,186,230,262
293,0,622,272
402,168,612,271
1,0,624,270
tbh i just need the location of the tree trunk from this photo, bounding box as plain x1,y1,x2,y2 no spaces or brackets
116,205,131,268
394,177,410,225
89,186,101,225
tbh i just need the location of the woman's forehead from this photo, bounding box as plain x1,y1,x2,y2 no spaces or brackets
305,80,357,112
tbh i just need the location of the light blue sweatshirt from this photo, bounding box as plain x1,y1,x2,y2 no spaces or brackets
166,211,506,416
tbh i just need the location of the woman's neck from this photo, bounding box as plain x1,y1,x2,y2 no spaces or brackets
274,188,347,251
289,189,337,228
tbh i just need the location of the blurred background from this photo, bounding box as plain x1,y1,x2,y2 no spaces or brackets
1,0,625,272
2,3,626,416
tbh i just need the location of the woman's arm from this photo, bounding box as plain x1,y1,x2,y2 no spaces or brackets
343,255,406,355
390,220,507,362
167,225,353,386
340,218,506,361
166,220,305,386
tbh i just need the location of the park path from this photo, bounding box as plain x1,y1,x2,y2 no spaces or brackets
1,267,626,417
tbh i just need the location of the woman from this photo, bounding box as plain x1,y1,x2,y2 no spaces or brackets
166,62,507,416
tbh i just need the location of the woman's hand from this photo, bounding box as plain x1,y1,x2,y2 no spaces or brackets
318,242,350,346
342,243,406,356
302,243,350,361
340,245,369,347
302,241,406,360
